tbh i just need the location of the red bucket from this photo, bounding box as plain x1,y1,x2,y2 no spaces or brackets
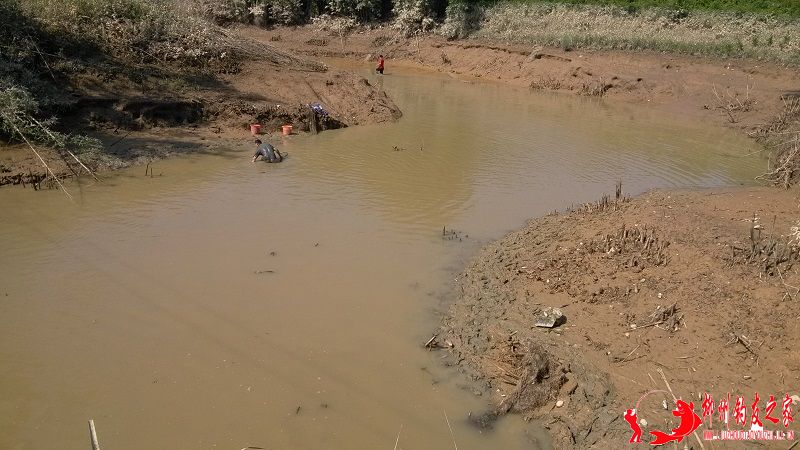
250,123,261,135
282,124,293,136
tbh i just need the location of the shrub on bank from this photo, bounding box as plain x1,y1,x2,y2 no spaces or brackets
440,0,484,38
18,0,247,70
0,86,102,160
200,0,392,25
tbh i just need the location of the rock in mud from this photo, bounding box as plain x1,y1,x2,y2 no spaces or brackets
534,307,566,328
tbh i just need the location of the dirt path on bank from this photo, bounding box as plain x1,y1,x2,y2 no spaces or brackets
251,26,800,134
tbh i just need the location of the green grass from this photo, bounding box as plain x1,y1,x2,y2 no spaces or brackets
476,0,800,17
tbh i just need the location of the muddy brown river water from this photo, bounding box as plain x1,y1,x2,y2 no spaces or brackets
0,72,763,449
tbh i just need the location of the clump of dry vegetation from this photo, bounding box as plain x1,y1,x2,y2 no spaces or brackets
529,75,562,90
578,79,609,97
752,97,800,188
712,84,755,124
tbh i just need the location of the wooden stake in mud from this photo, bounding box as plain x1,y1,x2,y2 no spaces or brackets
88,419,100,450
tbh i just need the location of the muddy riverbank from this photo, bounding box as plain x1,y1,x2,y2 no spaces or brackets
0,67,771,449
253,25,800,136
254,27,800,447
1,40,401,187
434,186,800,448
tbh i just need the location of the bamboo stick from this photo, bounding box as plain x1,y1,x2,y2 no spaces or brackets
10,123,72,200
89,419,100,450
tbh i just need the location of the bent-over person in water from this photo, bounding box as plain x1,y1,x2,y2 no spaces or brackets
252,139,283,163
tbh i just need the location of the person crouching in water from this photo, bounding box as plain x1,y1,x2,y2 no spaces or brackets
252,139,283,163
376,55,384,74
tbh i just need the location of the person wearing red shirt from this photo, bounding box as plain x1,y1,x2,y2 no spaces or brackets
376,55,384,74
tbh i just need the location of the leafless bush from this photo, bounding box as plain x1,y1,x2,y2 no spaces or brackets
733,214,800,277
758,134,800,188
751,96,800,140
752,96,800,187
712,84,755,123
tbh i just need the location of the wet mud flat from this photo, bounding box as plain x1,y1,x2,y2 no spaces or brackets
435,186,800,449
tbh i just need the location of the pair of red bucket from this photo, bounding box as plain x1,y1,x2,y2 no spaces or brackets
250,124,292,136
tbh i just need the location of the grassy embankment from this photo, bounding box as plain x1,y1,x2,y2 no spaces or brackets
441,0,800,64
504,0,800,16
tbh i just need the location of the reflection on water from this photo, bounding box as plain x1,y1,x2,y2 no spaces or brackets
0,71,761,449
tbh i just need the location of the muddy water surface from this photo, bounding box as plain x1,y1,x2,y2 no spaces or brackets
0,72,762,449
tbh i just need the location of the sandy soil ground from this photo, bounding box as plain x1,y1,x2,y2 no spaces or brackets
432,187,800,449
255,26,800,134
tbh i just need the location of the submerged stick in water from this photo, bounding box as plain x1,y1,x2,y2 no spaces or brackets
443,409,458,450
89,419,100,450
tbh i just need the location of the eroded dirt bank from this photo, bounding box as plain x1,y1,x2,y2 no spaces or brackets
253,25,800,134
433,187,800,449
1,41,401,187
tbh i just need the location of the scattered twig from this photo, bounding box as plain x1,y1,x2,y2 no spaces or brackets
66,149,100,181
27,35,56,82
628,321,663,332
109,131,131,148
616,344,641,364
424,334,438,349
